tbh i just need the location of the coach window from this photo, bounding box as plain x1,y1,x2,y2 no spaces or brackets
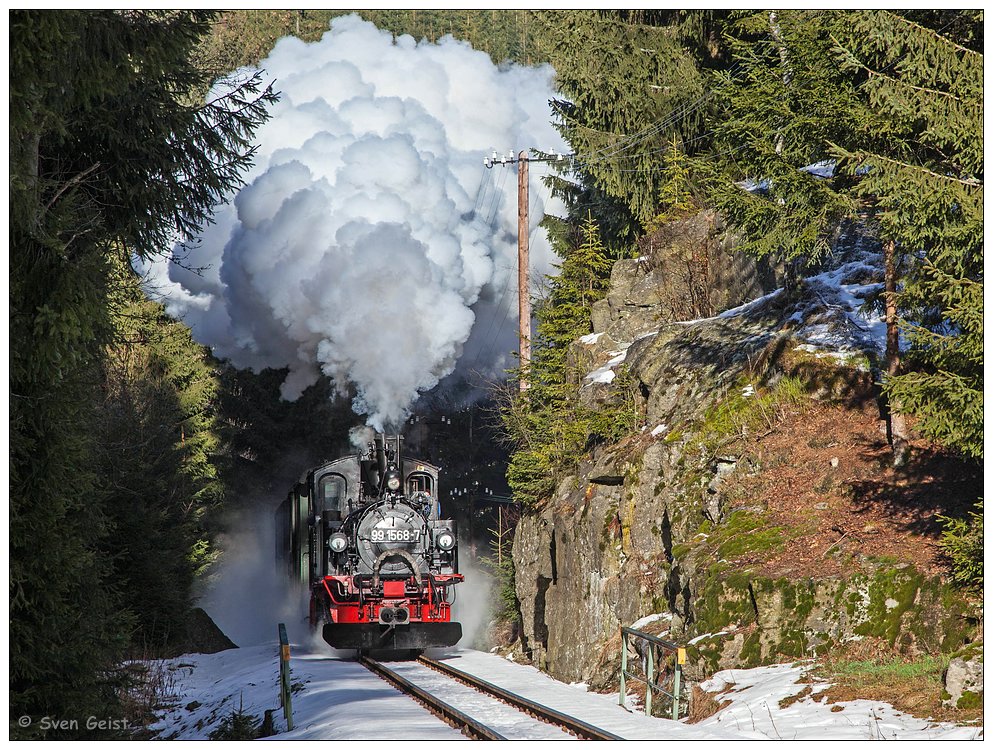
320,474,347,513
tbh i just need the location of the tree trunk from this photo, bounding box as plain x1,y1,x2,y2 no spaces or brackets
883,238,910,467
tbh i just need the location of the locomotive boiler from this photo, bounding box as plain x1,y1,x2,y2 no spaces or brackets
276,433,463,652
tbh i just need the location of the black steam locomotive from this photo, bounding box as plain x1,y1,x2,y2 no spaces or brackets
276,433,463,652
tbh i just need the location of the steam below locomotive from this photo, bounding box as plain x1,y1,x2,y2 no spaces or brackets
276,433,463,652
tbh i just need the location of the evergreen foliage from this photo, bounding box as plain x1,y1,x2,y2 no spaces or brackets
535,11,722,231
502,216,636,506
215,367,354,504
704,10,983,459
207,696,261,740
199,9,539,71
478,527,519,627
938,502,984,590
829,11,983,460
10,10,273,736
98,261,225,649
704,11,869,265
500,12,728,507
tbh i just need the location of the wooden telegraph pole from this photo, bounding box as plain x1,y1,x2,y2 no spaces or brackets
516,151,531,389
485,149,565,391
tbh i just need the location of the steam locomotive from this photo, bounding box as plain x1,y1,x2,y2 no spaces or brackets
276,434,463,652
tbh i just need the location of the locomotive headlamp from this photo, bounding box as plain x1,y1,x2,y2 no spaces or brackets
329,533,348,553
435,530,456,551
386,471,402,492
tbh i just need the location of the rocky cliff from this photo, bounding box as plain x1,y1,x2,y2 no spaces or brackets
510,218,982,697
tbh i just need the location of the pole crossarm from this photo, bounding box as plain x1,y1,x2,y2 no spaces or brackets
483,150,570,169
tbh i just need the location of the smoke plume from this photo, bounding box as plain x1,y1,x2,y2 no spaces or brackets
145,15,564,428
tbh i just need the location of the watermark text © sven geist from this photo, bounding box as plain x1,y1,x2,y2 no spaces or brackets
18,715,131,731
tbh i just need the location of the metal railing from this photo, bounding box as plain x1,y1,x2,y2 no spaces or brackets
619,625,686,720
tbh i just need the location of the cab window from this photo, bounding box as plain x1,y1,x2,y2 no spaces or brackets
319,474,347,513
407,472,433,496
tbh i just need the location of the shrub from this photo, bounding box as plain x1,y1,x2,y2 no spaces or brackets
938,501,983,590
208,695,260,740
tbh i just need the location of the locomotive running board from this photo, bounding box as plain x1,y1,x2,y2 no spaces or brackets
324,622,462,651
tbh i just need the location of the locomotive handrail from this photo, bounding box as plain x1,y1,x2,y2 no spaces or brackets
619,625,686,721
322,577,349,605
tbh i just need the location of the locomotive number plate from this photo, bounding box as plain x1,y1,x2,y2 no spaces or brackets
371,528,417,543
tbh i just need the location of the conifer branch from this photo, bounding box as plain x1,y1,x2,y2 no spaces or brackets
830,35,973,105
829,144,982,188
879,10,983,58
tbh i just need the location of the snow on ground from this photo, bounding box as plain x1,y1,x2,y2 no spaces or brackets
584,349,628,385
695,663,982,741
149,643,463,740
674,240,887,367
582,329,661,386
149,642,982,741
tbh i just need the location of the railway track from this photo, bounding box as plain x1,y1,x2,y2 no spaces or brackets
359,654,622,740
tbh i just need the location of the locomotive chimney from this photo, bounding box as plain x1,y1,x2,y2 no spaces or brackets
374,434,388,479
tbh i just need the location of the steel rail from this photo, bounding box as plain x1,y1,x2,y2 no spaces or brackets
417,655,623,741
359,656,507,740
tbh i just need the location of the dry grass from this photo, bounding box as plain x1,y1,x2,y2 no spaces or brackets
116,657,184,737
778,685,813,709
685,684,732,724
814,639,982,724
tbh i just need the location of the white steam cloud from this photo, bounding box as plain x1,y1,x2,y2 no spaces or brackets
145,15,564,428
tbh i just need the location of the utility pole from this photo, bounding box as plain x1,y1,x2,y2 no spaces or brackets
516,150,531,388
485,149,565,391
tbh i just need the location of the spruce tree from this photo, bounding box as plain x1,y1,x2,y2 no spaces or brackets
10,10,273,735
704,10,982,463
705,11,866,267
829,10,983,460
503,215,628,506
534,11,720,231
98,260,225,650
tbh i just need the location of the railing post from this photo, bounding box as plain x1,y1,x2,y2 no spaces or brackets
278,623,294,731
645,642,655,717
619,628,628,709
672,647,685,721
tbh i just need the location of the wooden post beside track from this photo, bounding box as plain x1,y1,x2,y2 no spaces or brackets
673,648,685,721
278,623,294,731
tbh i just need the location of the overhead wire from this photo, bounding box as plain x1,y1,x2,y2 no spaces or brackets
484,165,509,226
469,166,493,220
